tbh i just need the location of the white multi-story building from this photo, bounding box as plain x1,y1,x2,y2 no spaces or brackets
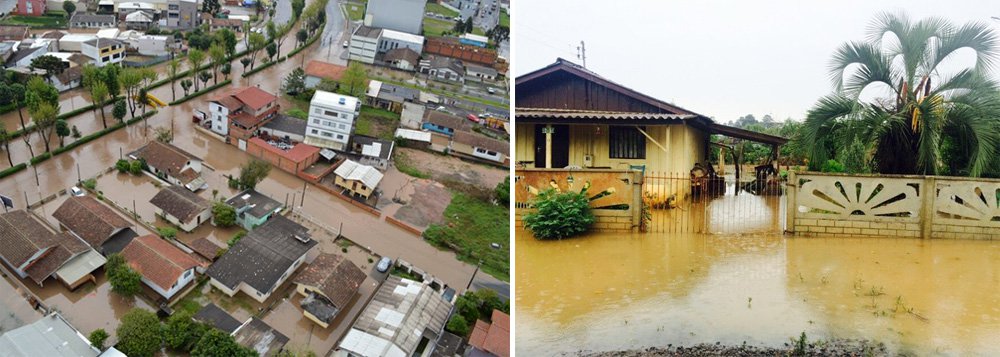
81,38,125,67
365,0,423,35
377,29,423,54
304,91,360,151
348,25,381,64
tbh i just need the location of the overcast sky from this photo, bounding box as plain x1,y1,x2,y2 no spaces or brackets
512,0,1000,122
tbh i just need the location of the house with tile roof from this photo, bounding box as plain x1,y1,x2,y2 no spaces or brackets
0,210,106,289
338,275,452,357
450,131,509,165
422,110,468,137
293,253,366,328
205,86,280,147
351,135,395,171
129,141,207,191
52,196,134,255
333,160,384,200
120,235,200,299
207,215,317,303
304,60,347,89
149,185,212,232
467,310,510,357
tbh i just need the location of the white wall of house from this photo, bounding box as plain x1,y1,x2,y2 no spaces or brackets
211,253,307,303
144,267,195,299
348,33,379,64
304,91,360,151
208,102,231,136
471,146,503,162
158,208,209,232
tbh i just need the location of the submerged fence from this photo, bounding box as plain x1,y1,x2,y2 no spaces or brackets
643,171,786,234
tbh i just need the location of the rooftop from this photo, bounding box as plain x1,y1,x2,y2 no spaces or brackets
294,253,366,310
149,185,211,223
248,137,320,163
304,60,347,82
381,28,424,44
70,13,117,25
233,86,278,112
334,160,384,188
0,313,99,357
424,111,468,131
129,141,201,181
193,303,243,334
311,90,360,113
232,318,289,357
225,189,283,219
353,25,382,39
52,196,131,248
121,235,200,291
0,210,62,270
353,135,395,160
385,47,420,65
468,310,510,357
452,130,508,154
262,114,307,136
207,215,317,294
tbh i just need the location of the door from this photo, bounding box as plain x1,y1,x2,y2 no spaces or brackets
533,124,570,168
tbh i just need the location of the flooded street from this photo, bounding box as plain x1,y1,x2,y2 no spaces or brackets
515,229,1000,356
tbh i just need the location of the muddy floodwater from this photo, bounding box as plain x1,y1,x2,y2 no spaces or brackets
515,229,1000,356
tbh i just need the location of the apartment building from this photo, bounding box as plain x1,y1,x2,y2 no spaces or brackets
303,90,360,151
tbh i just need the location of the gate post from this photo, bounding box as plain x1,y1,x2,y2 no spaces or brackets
785,171,797,234
920,176,936,239
631,170,643,230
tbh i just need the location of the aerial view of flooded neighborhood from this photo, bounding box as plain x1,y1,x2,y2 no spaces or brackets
0,0,510,355
515,1,999,356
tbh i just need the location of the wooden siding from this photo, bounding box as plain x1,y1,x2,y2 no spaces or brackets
516,72,678,113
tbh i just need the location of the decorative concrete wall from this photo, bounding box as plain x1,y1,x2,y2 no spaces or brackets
787,172,1000,240
514,169,643,232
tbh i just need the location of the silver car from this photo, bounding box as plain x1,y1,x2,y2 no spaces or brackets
376,257,393,272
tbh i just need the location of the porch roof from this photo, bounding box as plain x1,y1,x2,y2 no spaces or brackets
515,108,703,125
708,123,788,146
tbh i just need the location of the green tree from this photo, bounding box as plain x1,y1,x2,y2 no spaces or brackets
296,29,308,48
212,202,237,227
198,71,212,88
180,79,193,96
494,177,509,206
800,12,1000,177
113,100,127,123
215,29,238,57
88,329,108,350
265,42,277,62
116,309,163,357
239,57,251,74
164,311,197,351
118,68,143,119
238,159,272,190
55,119,69,147
247,32,267,69
103,65,121,100
106,253,142,296
191,328,256,357
339,62,368,99
201,0,220,15
91,81,109,129
0,125,12,167
62,1,76,17
291,0,304,19
25,76,59,113
445,314,469,335
157,226,178,239
30,102,58,153
30,55,65,75
283,68,305,95
167,59,181,101
187,49,206,91
220,63,232,80
208,44,226,85
523,188,595,240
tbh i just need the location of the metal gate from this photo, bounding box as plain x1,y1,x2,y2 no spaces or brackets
642,171,786,234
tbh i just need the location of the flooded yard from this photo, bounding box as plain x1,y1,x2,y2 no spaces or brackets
515,229,1000,356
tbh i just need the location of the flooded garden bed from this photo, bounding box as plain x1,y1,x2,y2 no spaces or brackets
515,229,1000,356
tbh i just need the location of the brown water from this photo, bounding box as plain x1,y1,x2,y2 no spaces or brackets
515,229,1000,356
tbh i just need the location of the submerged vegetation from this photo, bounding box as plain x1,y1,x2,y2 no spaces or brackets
523,188,596,240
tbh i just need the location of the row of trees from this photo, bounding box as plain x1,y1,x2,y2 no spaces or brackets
113,309,256,357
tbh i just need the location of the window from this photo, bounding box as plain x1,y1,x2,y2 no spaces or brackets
310,129,318,134
312,119,319,124
314,108,321,114
336,134,344,140
609,126,646,159
324,110,339,117
184,270,192,278
321,131,333,138
338,123,346,130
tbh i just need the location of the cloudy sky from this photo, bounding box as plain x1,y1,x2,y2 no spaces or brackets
512,0,1000,122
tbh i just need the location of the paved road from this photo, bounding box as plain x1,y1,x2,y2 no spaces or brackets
317,0,349,65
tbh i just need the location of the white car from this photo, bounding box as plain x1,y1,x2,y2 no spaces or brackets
487,87,497,94
70,186,85,197
342,41,349,48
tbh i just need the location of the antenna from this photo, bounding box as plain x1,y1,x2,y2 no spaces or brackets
576,40,587,68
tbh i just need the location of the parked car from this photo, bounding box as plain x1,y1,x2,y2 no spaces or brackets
466,114,480,123
70,187,85,197
342,41,349,48
487,87,497,94
376,257,392,273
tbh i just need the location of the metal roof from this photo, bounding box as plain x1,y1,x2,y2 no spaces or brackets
516,109,696,121
0,313,99,357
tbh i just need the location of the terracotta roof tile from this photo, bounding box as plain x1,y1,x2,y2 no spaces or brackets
0,210,61,269
121,235,199,291
149,186,210,223
52,196,131,248
468,310,510,357
130,141,200,179
294,253,365,309
233,87,277,112
304,60,347,82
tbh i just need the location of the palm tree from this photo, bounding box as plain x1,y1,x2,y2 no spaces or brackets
801,12,1000,177
167,59,181,101
187,49,206,92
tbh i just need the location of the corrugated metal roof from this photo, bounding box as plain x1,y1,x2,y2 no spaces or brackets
515,109,696,121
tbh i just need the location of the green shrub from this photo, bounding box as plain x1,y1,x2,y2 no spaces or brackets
106,254,142,297
227,231,246,247
116,159,130,173
88,329,108,350
242,60,278,78
494,177,509,206
157,226,178,239
30,152,52,165
169,80,232,105
820,159,845,173
445,314,469,336
285,108,308,119
523,188,595,240
129,160,143,175
0,163,27,179
212,202,236,227
82,178,97,190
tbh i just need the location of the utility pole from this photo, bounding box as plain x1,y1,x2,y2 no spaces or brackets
576,40,587,68
465,260,482,291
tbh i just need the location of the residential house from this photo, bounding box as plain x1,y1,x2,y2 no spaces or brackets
337,275,452,357
129,141,207,191
190,237,223,262
117,1,157,16
207,86,280,147
0,313,101,357
58,34,97,52
0,210,106,289
125,11,156,30
165,0,199,29
365,0,423,35
351,135,394,171
422,110,468,136
14,0,46,15
394,128,432,149
81,38,125,67
468,310,510,357
293,253,366,328
120,234,200,300
400,102,425,129
6,46,48,68
420,55,465,83
465,63,499,82
424,37,498,69
451,130,508,164
117,31,170,56
209,17,244,32
459,33,489,48
261,114,307,142
149,185,212,232
333,160,383,200
51,65,84,92
348,25,381,64
368,81,418,113
246,137,322,175
384,47,419,72
303,60,346,89
193,304,289,356
52,196,135,255
0,25,29,42
377,29,423,54
304,90,360,151
69,13,117,28
207,215,317,303
225,189,283,231
0,42,15,63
